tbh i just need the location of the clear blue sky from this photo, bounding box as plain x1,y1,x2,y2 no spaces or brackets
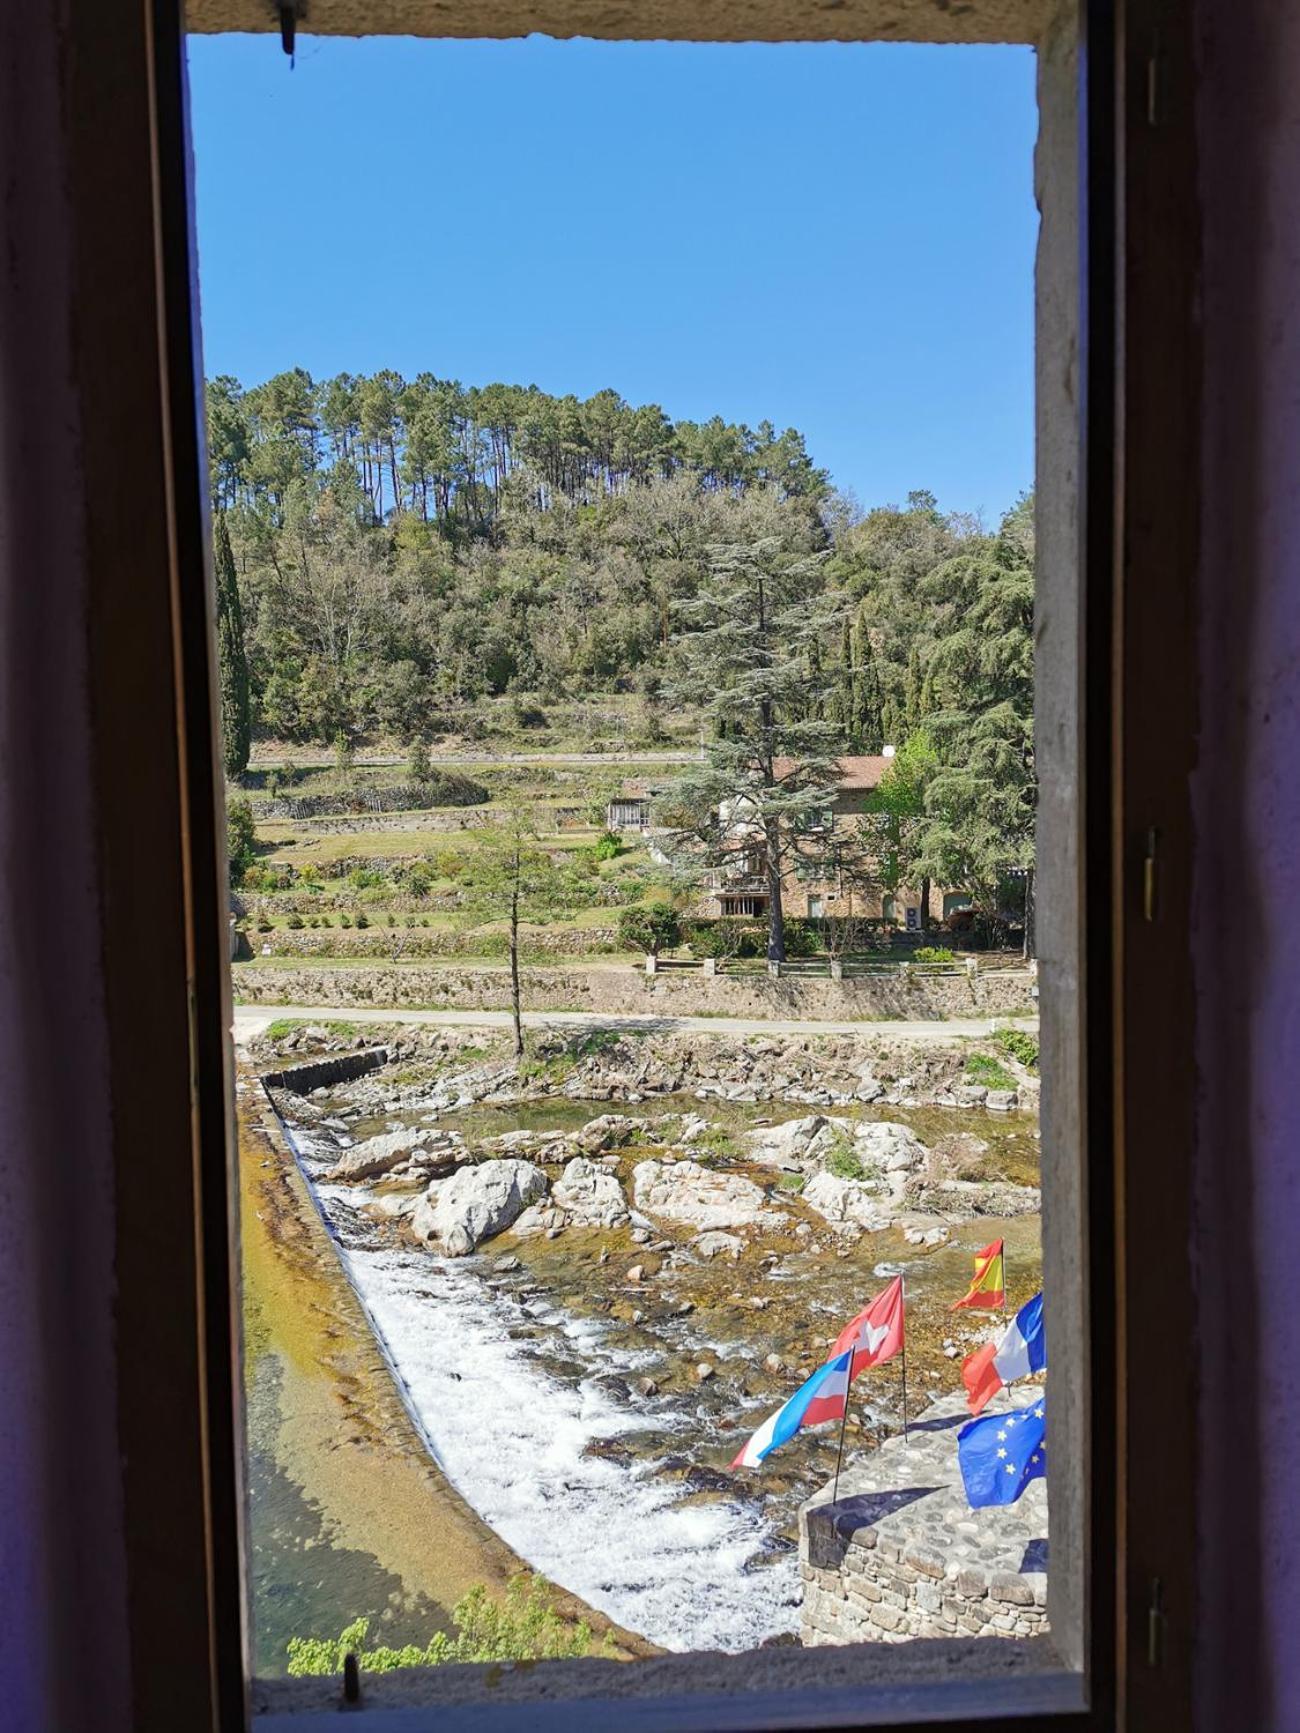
187,35,1036,521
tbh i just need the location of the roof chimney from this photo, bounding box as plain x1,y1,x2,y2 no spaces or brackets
882,744,896,758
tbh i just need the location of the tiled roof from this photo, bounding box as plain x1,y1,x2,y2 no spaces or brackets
771,755,892,790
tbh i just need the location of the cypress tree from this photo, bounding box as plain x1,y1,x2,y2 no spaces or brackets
214,513,252,777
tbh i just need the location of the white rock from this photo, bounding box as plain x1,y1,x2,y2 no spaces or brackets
742,1114,828,1167
411,1159,547,1257
803,1170,891,1231
551,1157,629,1228
326,1126,454,1183
632,1159,781,1231
692,1230,745,1261
852,1121,929,1174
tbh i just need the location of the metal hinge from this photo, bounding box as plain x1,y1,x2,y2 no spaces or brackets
1142,827,1159,923
1147,1577,1165,1667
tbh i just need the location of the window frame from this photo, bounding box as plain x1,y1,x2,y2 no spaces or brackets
87,0,1199,1724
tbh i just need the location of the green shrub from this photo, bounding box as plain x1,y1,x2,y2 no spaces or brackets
405,861,434,898
227,796,258,883
354,912,370,929
592,829,622,862
348,866,385,891
913,945,956,964
256,919,273,934
286,915,305,930
994,1026,1040,1069
965,1053,1017,1090
689,1126,738,1165
617,904,681,957
825,1132,866,1181
686,917,766,959
409,738,432,784
339,913,352,928
781,918,823,958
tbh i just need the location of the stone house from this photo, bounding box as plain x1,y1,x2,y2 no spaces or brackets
699,752,962,930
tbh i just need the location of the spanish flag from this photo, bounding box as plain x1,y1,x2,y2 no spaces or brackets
950,1238,1005,1311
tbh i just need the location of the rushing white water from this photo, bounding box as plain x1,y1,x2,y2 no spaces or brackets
326,1231,800,1652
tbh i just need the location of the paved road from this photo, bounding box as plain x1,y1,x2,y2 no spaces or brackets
233,1002,1033,1047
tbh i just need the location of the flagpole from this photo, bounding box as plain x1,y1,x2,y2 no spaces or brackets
900,1274,910,1444
831,1383,850,1504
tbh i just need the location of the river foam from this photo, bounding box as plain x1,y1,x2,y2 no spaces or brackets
327,1232,799,1652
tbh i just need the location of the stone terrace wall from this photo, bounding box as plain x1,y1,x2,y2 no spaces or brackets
800,1393,1048,1645
231,962,1037,1021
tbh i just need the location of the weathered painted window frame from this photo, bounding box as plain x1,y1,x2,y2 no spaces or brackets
82,0,1197,1724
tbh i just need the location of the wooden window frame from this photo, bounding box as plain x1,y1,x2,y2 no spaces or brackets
76,0,1198,1724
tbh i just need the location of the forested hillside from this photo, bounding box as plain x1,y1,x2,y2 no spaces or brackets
207,369,1032,788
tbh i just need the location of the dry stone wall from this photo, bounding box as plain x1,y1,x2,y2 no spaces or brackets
232,961,1037,1021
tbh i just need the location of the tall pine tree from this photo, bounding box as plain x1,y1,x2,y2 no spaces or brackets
666,535,846,961
214,513,252,777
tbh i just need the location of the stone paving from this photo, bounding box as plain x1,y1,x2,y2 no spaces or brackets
798,1389,1048,1645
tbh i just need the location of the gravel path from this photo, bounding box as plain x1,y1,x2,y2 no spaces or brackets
233,1002,1035,1047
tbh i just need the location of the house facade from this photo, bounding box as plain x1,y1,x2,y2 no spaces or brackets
700,753,957,931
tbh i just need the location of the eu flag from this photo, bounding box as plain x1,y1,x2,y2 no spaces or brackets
957,1395,1046,1508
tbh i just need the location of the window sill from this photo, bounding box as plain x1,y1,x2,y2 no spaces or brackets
254,1638,1085,1729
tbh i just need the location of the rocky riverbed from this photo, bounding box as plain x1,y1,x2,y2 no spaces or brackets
254,1023,1043,1655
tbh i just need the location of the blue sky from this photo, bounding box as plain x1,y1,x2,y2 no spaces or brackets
187,35,1036,521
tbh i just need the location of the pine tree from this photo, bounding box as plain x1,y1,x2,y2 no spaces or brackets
665,535,846,962
214,513,252,777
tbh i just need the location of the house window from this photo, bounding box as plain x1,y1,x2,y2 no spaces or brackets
722,894,768,918
806,895,824,918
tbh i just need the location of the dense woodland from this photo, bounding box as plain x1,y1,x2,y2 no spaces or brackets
211,368,1035,922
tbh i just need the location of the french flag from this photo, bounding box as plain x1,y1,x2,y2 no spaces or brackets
961,1292,1046,1416
730,1349,854,1469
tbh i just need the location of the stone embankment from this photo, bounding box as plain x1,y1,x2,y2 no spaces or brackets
800,1392,1048,1646
255,1023,1038,1117
233,961,1037,1021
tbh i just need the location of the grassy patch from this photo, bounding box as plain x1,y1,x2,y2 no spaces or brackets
262,1018,358,1041
775,1171,806,1193
964,1053,1017,1090
286,1578,597,1678
993,1026,1039,1070
688,1126,740,1166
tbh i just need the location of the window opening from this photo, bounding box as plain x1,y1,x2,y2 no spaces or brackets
187,25,1071,1716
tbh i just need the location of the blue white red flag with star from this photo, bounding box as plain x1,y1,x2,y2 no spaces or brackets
956,1395,1046,1507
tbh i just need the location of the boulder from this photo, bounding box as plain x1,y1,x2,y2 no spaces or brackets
574,1114,647,1153
632,1159,782,1231
552,1156,629,1228
411,1159,547,1256
742,1114,829,1168
692,1230,745,1261
802,1170,891,1231
510,1203,568,1237
851,1121,929,1175
326,1126,457,1184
